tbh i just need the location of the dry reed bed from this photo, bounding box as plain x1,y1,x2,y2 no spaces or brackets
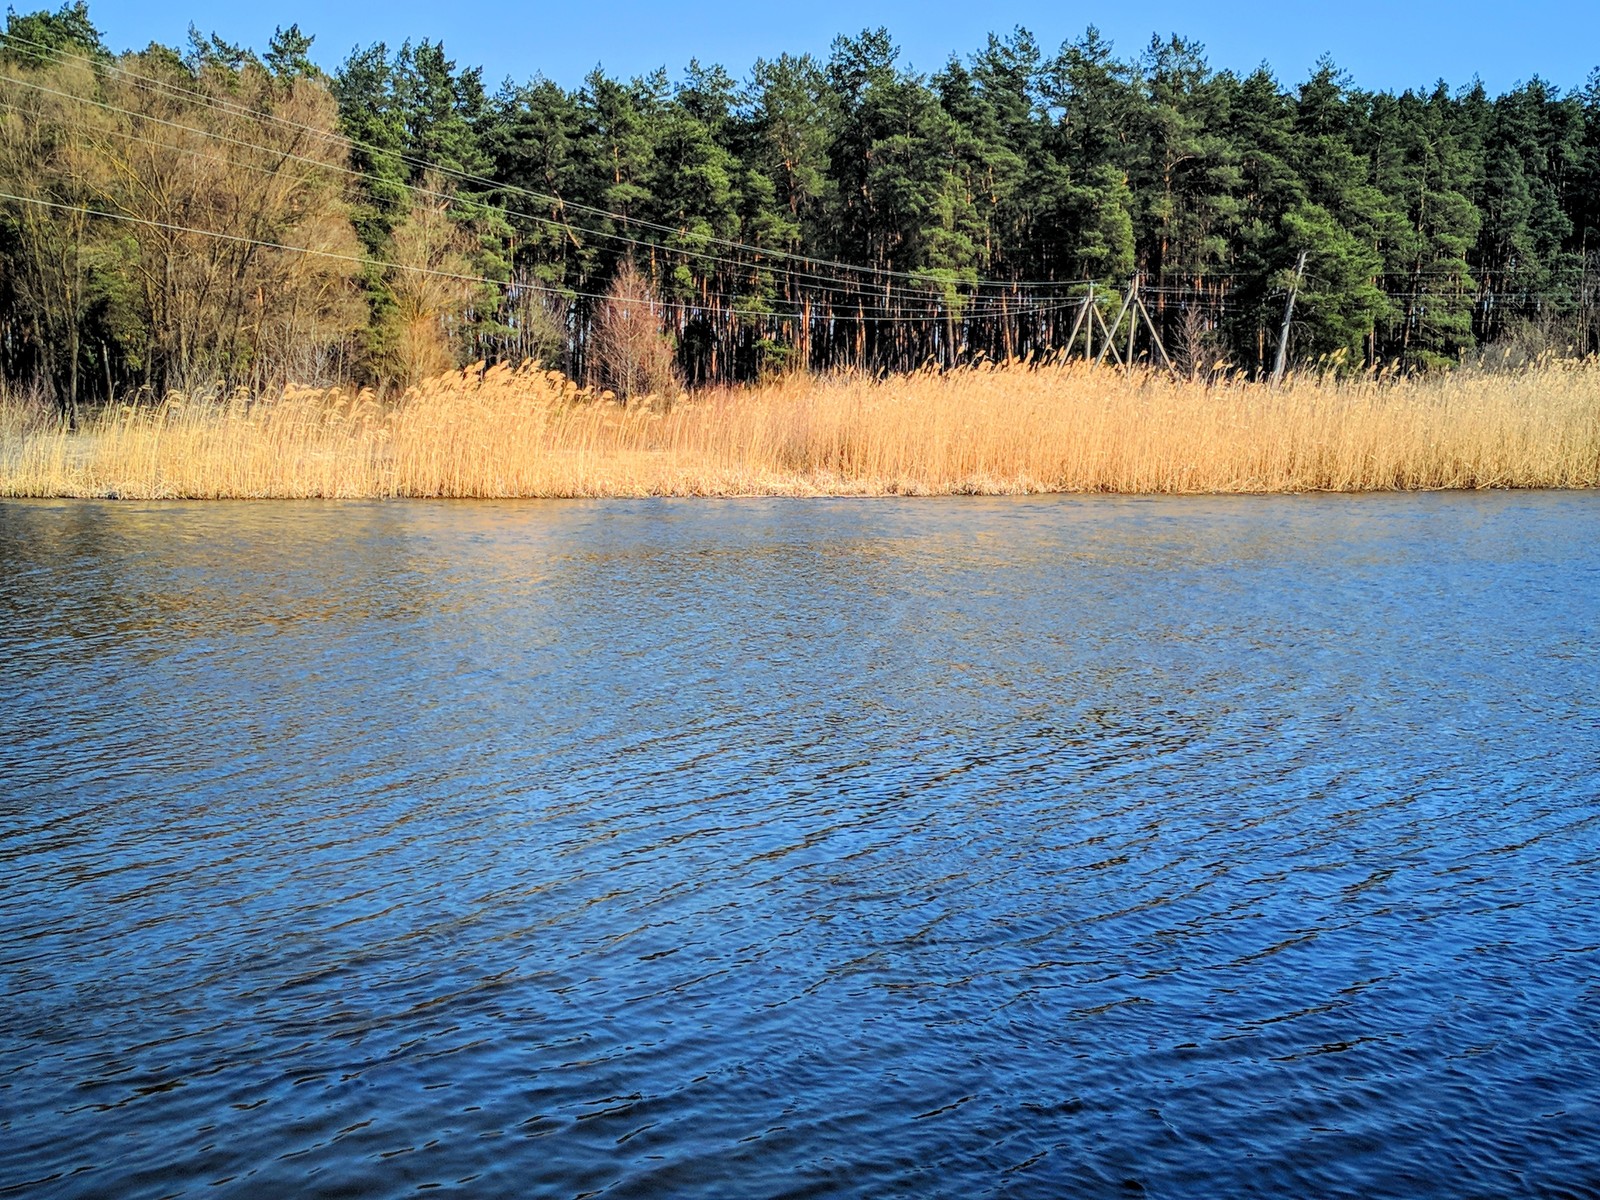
2,360,1598,499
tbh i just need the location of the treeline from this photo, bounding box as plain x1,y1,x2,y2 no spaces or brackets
3,2,1600,412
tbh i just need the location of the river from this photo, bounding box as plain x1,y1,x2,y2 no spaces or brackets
2,494,1597,1197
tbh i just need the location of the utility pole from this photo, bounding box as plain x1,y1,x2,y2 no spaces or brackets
1085,281,1094,360
1125,274,1139,375
1065,286,1093,361
1271,250,1307,387
1134,291,1176,375
1095,278,1136,368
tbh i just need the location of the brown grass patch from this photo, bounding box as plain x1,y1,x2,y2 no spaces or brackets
3,360,1598,499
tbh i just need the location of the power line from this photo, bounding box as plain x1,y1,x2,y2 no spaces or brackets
0,29,1082,296
0,100,1071,321
0,189,1092,324
8,32,1576,344
1,28,1578,304
0,65,867,299
0,61,1093,312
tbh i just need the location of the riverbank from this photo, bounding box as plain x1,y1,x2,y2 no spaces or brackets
3,361,1598,498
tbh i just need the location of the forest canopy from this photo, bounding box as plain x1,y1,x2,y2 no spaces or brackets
2,1,1598,410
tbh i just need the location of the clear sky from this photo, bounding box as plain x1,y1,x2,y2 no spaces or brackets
88,0,1600,96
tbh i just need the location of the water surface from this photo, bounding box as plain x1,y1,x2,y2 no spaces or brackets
2,494,1598,1198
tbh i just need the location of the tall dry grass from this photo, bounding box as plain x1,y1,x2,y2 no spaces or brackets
2,360,1598,498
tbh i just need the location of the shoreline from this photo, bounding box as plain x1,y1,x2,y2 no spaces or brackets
1,480,1594,501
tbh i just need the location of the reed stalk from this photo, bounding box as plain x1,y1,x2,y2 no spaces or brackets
3,360,1597,499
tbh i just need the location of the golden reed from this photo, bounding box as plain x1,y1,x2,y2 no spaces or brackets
2,360,1598,499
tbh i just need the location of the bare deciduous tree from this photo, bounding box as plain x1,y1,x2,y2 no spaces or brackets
591,261,680,404
0,55,113,420
379,179,481,387
96,52,364,392
1174,304,1225,381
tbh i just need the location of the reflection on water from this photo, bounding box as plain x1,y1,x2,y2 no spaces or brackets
2,494,1598,1198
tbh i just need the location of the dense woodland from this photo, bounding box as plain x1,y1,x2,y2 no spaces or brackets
2,2,1600,411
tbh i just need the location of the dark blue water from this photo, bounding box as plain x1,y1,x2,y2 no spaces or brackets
2,494,1598,1198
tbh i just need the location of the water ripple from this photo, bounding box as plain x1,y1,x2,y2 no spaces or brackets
2,493,1598,1198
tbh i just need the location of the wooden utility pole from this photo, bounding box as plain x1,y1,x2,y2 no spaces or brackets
1125,274,1139,375
1271,250,1308,387
1085,281,1094,360
1134,293,1176,375
1095,278,1137,367
1092,302,1123,366
1065,285,1097,361
1089,275,1173,372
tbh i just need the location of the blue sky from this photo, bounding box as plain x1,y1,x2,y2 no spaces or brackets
90,0,1600,95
